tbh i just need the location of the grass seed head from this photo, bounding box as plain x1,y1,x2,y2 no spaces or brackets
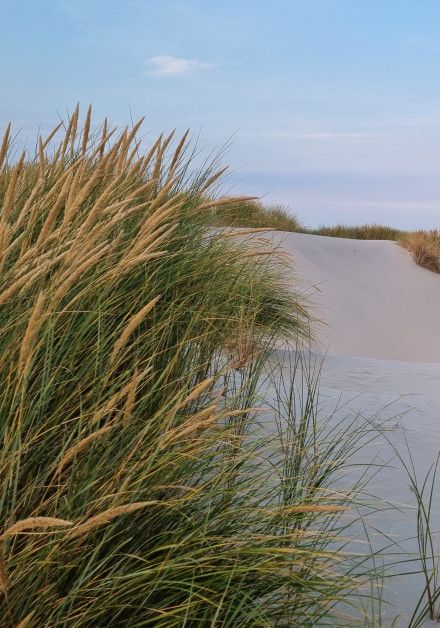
1,517,73,539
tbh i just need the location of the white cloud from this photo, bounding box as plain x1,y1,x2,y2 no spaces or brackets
148,55,211,76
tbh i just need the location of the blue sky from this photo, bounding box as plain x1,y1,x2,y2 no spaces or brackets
2,0,440,228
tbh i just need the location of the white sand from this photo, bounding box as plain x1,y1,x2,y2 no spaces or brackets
269,232,440,625
272,231,440,362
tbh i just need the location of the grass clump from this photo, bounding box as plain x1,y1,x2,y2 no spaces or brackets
0,107,377,626
309,223,402,240
399,230,440,274
212,198,302,232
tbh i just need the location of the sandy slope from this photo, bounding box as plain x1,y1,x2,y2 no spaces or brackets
268,232,440,624
264,353,440,626
271,232,440,362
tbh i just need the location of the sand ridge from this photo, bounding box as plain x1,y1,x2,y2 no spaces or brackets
272,231,440,362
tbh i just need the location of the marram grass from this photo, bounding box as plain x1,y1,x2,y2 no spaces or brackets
399,230,440,274
212,198,302,232
309,223,402,241
0,107,383,626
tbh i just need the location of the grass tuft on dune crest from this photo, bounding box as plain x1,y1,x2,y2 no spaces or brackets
214,201,440,274
309,223,402,240
212,198,302,232
399,230,440,273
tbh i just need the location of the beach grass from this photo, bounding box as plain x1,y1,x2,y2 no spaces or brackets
0,108,384,625
399,231,440,274
309,223,402,240
212,198,303,232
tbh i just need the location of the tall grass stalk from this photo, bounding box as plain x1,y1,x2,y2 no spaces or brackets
395,443,440,627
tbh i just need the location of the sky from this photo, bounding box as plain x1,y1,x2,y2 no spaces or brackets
1,0,440,228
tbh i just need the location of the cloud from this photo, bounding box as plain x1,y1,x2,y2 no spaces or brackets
148,55,211,76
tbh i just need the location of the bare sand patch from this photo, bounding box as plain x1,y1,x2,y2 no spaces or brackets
273,231,440,362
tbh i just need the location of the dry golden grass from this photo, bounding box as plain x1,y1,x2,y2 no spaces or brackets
55,425,115,475
70,502,156,538
14,612,35,628
1,518,73,539
399,230,440,273
0,553,9,594
109,295,161,364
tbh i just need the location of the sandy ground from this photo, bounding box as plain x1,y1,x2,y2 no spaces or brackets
272,232,440,362
320,355,440,626
269,232,440,625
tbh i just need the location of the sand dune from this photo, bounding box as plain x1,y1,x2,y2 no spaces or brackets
272,232,440,362
269,232,440,624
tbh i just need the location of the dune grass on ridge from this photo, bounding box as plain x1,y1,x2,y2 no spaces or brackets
212,198,302,232
399,230,440,273
214,200,440,274
311,225,440,273
309,223,402,240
